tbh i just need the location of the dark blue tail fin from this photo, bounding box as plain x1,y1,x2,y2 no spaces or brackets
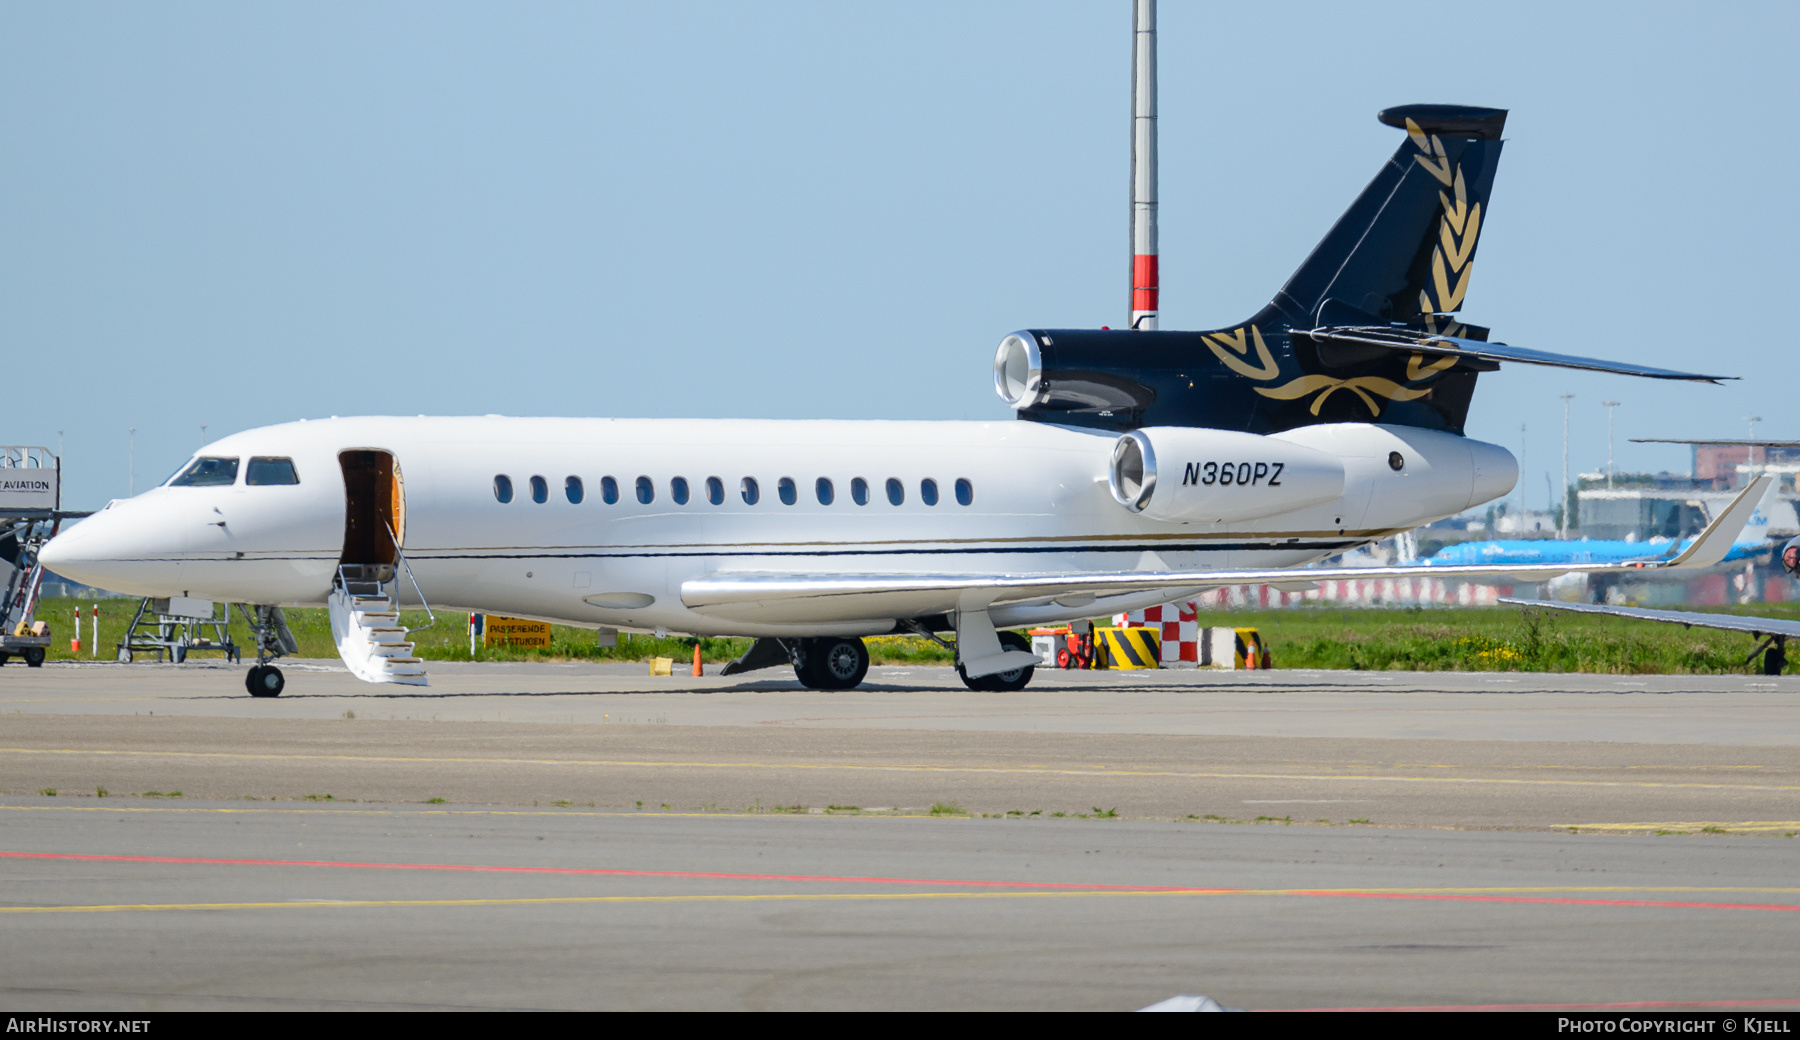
1274,104,1506,328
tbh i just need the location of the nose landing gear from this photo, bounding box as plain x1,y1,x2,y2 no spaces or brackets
239,604,298,697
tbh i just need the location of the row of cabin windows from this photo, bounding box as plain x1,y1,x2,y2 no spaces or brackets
166,456,301,487
493,474,975,508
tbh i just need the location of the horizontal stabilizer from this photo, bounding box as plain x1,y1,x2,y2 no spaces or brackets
1632,438,1800,448
1498,598,1800,640
1299,326,1732,383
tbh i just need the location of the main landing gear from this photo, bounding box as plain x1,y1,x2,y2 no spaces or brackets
794,637,870,691
716,624,1040,692
957,631,1035,692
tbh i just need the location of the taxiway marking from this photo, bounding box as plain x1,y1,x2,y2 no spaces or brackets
5,890,1799,916
4,747,1795,792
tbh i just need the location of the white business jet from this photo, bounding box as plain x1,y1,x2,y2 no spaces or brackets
41,105,1756,697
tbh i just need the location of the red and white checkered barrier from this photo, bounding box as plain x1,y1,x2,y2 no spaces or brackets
1191,578,1503,610
1113,601,1202,666
1114,579,1504,666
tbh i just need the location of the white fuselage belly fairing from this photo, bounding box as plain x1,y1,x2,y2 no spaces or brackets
44,417,1516,635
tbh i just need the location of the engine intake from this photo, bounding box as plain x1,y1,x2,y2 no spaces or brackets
994,331,1157,415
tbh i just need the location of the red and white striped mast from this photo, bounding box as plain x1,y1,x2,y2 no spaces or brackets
1129,0,1158,331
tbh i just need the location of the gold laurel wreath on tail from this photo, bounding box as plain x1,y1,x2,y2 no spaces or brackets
1255,374,1431,417
1209,121,1483,417
1202,326,1281,380
1408,116,1480,316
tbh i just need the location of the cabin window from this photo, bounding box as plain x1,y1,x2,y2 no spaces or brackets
706,476,725,505
920,478,939,506
672,476,690,505
777,477,797,506
494,474,514,503
635,476,654,504
816,477,834,505
601,476,619,505
955,477,973,506
851,477,869,506
565,476,584,504
246,457,300,486
741,476,760,505
885,478,904,506
169,456,239,487
530,475,549,504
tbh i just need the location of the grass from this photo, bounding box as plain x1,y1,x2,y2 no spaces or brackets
30,597,1800,675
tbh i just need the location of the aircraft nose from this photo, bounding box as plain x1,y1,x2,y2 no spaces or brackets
39,497,187,597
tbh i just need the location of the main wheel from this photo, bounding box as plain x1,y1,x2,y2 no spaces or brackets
958,631,1036,692
22,647,45,668
808,637,869,691
246,665,285,697
792,643,823,688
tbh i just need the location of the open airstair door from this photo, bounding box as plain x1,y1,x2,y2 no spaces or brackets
329,449,429,686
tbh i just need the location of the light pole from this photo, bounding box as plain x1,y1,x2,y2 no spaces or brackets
1558,394,1573,538
200,422,207,448
1517,423,1527,532
1602,400,1620,490
1745,415,1763,489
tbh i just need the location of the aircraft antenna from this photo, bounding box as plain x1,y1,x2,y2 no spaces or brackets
1129,0,1158,331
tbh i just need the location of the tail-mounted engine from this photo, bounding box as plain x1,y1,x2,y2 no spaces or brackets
1106,426,1345,524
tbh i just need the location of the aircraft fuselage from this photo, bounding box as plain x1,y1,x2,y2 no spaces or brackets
44,416,1516,636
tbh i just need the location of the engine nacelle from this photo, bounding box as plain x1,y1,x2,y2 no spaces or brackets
1107,427,1346,523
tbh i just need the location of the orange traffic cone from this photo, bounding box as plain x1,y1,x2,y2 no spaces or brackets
691,643,703,677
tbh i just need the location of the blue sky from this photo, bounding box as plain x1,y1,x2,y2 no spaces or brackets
4,2,1795,509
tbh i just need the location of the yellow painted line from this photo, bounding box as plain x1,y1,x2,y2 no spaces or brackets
0,891,1234,914
1561,821,1800,832
7,886,1800,916
0,804,834,820
3,746,1796,792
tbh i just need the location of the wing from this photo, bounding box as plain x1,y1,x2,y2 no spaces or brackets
1498,598,1800,639
683,476,1771,625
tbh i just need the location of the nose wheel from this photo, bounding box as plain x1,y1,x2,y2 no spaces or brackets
246,664,285,697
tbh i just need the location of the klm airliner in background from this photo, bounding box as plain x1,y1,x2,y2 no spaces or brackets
1424,509,1774,570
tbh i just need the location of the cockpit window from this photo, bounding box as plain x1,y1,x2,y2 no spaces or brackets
168,456,240,487
246,457,300,486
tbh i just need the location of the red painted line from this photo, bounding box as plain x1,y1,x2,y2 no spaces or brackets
1286,890,1800,913
6,853,1799,914
1273,998,1800,1012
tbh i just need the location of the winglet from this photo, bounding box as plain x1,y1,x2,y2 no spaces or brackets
1662,475,1773,569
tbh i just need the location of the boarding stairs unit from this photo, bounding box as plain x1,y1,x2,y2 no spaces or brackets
327,563,429,686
